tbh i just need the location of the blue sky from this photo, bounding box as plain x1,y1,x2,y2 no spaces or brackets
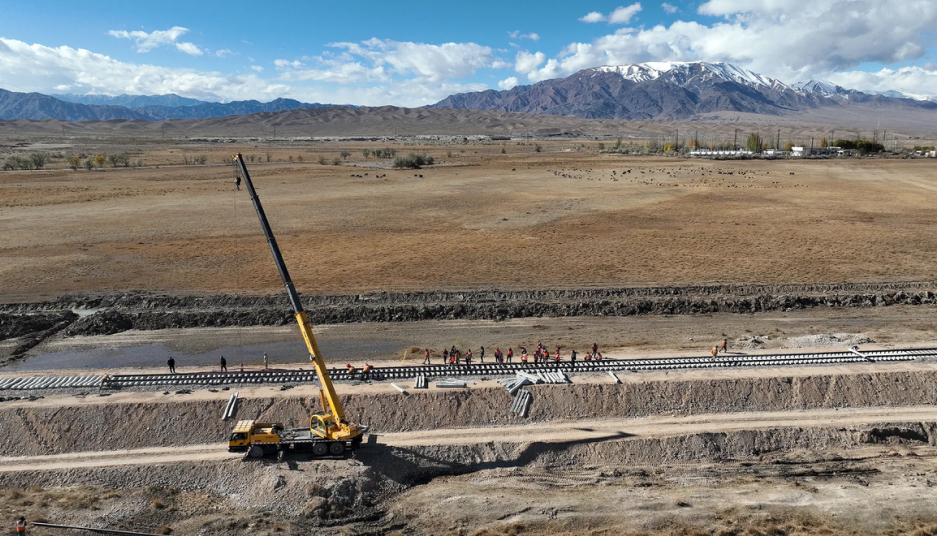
0,0,935,105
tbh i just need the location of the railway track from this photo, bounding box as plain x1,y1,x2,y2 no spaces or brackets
0,347,932,392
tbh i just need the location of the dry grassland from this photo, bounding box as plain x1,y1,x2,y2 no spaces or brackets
1,142,936,301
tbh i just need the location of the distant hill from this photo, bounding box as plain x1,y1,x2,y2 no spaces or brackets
0,88,337,121
432,61,937,121
135,98,333,120
0,89,148,121
55,93,210,108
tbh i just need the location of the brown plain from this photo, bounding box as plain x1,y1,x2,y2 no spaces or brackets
2,142,936,301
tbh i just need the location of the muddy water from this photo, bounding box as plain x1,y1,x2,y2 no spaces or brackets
6,339,405,372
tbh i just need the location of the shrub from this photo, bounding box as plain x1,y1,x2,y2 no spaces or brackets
392,153,434,169
317,156,328,165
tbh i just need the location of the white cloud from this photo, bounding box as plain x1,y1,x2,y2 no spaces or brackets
274,59,305,70
109,26,203,56
609,3,642,24
661,2,678,13
514,0,937,95
515,50,545,74
0,37,288,101
215,49,233,58
174,42,203,56
498,76,519,90
579,11,605,23
250,65,263,72
276,38,501,84
828,66,937,98
508,31,540,41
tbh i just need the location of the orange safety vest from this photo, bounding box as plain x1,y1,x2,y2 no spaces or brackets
16,520,26,533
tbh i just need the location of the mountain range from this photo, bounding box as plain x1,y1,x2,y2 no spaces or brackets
2,61,935,124
432,61,937,121
0,89,334,121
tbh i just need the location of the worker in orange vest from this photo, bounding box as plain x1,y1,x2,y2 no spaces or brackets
362,363,372,380
15,516,26,535
711,346,719,358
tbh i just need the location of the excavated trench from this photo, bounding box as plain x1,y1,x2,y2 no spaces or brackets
1,282,936,352
3,369,937,458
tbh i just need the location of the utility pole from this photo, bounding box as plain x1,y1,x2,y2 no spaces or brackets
776,129,781,151
733,129,738,150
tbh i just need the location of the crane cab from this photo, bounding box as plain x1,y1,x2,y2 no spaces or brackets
228,420,284,452
311,413,337,439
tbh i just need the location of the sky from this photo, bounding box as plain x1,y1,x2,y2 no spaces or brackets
0,0,935,105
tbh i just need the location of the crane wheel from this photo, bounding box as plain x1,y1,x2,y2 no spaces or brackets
248,445,265,458
329,442,345,455
313,443,328,456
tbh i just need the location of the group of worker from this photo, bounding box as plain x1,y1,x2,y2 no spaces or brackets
345,362,373,380
165,353,269,374
711,339,729,357
420,341,602,366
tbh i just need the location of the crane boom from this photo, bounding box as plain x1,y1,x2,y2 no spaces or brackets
233,153,350,427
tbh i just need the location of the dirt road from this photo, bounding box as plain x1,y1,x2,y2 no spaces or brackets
2,405,931,472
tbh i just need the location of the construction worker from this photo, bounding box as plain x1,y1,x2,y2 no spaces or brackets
363,363,372,380
555,347,561,361
167,357,176,374
235,174,241,191
345,363,357,379
521,351,528,364
442,349,448,365
722,339,728,353
479,346,485,363
263,353,269,369
220,355,227,372
15,516,26,535
711,346,719,358
423,348,432,365
494,348,502,363
570,349,577,362
592,342,598,356
507,348,513,363
584,352,592,361
465,349,473,366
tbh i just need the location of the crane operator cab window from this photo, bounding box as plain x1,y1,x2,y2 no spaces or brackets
230,432,248,441
313,415,333,437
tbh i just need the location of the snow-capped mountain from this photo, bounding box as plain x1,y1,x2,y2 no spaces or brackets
792,80,849,97
433,61,937,120
434,61,827,120
594,61,790,91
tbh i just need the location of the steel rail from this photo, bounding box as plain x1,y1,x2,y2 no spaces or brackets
1,348,932,392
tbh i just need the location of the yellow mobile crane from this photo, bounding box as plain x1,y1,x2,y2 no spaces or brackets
227,153,366,458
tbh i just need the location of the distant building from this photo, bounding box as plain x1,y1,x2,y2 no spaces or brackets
688,149,754,157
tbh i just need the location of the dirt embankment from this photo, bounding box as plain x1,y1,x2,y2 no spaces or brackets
1,281,936,344
3,369,937,457
0,423,933,527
